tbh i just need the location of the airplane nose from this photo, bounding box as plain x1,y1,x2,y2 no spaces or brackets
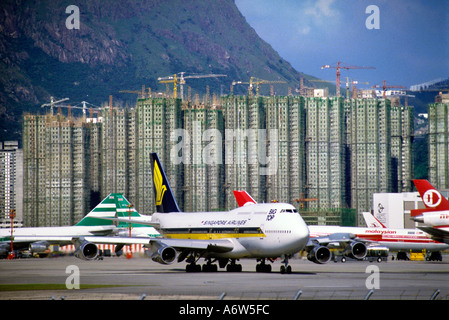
292,217,310,249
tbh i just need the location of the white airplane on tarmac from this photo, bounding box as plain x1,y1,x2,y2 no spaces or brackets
0,194,159,258
411,179,449,245
82,153,310,273
234,190,449,263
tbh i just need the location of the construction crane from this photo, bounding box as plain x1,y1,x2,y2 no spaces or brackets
372,80,406,99
179,72,226,101
52,101,101,117
41,97,69,115
321,61,375,97
294,193,318,209
344,77,369,99
230,80,249,95
372,80,416,106
158,73,227,100
158,74,178,98
249,77,287,96
120,85,151,99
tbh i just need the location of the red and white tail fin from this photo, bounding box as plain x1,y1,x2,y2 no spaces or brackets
412,179,449,216
233,190,257,207
362,212,386,228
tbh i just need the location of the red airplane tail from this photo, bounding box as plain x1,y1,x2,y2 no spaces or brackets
233,190,257,207
412,179,449,216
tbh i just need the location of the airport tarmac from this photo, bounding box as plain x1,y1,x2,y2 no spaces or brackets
0,255,448,300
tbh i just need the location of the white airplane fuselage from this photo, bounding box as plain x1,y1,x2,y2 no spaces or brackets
415,211,449,227
151,202,310,259
309,225,449,252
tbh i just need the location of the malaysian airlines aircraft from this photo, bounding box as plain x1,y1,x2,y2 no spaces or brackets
233,190,449,263
411,179,449,245
88,153,310,273
0,194,159,258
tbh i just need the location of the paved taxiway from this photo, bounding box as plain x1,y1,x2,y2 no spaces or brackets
0,255,448,300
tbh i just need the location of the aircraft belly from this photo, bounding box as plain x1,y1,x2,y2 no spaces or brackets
236,236,301,257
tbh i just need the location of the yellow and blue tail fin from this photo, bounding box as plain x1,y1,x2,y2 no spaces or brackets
150,153,181,213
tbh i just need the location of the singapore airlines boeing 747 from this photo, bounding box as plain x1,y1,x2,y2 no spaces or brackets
75,153,310,273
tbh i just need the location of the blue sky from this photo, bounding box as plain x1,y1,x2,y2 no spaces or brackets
235,0,448,89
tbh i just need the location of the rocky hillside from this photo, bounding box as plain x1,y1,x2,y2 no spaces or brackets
0,0,313,140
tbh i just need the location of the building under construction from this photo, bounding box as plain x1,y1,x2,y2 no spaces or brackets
22,113,91,226
428,101,449,189
22,92,414,227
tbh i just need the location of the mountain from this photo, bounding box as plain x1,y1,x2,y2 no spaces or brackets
0,0,314,141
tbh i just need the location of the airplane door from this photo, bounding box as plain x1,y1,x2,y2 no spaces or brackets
260,224,265,239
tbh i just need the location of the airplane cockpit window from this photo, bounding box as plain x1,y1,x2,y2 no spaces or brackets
280,209,298,213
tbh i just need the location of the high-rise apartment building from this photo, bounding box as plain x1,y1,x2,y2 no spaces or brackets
222,95,264,209
346,99,392,223
23,114,91,226
264,96,306,206
345,99,414,224
21,94,414,227
305,97,346,209
428,102,449,189
134,97,183,214
0,141,23,226
182,101,224,212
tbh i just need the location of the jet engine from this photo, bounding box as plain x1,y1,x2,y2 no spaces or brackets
74,241,99,261
30,241,50,253
343,241,367,260
150,243,177,265
307,245,331,264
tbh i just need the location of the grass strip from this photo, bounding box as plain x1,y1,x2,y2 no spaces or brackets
0,284,129,291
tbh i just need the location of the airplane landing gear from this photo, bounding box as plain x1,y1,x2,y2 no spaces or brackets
226,259,242,272
185,254,202,272
186,263,201,272
256,259,272,273
280,256,292,274
202,260,218,272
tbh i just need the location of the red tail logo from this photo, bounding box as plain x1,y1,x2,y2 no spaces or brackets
422,189,443,208
413,179,449,211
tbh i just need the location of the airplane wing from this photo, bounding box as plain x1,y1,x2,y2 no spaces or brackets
1,235,79,254
6,236,74,244
93,217,160,229
82,236,233,252
307,232,372,247
418,227,449,244
84,216,234,257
